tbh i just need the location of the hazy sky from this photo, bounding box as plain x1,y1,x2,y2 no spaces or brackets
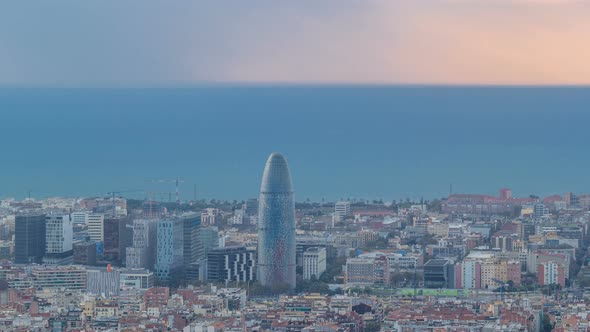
1,0,589,86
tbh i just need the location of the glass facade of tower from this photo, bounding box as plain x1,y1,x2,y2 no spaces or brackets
257,153,296,290
155,218,184,284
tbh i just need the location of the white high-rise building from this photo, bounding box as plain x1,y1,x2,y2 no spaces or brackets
45,214,73,254
335,201,351,219
87,214,105,242
303,247,326,280
538,261,565,287
201,208,220,226
462,260,478,289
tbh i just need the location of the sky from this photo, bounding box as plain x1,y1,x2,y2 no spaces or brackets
1,0,589,86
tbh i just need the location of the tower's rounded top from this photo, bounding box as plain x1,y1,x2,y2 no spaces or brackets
260,152,293,193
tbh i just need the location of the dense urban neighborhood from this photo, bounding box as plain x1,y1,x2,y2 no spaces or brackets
0,181,589,331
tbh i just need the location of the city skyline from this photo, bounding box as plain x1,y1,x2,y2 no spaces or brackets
1,1,589,330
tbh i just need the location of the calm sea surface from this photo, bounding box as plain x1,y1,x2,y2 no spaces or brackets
0,86,589,201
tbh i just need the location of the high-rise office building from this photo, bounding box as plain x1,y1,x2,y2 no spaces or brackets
181,213,201,266
303,247,327,280
15,213,46,264
101,216,132,265
87,213,105,243
198,226,220,261
207,246,256,283
257,152,296,290
118,217,133,266
126,219,158,269
184,261,206,283
103,217,121,263
537,261,565,288
73,241,97,265
155,218,184,284
44,213,74,265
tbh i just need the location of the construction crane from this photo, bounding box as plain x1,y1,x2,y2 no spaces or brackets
145,191,172,218
106,190,142,217
145,178,185,206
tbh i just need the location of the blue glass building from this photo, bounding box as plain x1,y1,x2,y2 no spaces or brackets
257,153,296,290
154,218,184,285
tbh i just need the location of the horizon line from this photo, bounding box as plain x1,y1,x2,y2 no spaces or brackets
1,82,590,89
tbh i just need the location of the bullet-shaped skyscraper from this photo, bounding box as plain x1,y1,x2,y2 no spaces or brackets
257,152,296,290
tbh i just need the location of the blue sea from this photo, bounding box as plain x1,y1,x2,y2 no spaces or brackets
0,86,589,201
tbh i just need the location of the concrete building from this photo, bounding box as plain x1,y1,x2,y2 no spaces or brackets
538,261,565,288
495,260,521,286
44,213,73,265
529,252,570,279
442,193,533,215
335,201,351,220
427,223,449,238
296,239,332,267
460,251,497,289
345,256,390,287
86,214,104,243
15,213,46,264
358,229,378,247
480,262,498,290
119,268,154,290
460,260,481,289
492,233,518,252
73,241,97,266
201,208,220,226
534,203,549,218
71,211,89,225
31,266,86,291
303,247,326,280
207,246,256,283
126,219,157,269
